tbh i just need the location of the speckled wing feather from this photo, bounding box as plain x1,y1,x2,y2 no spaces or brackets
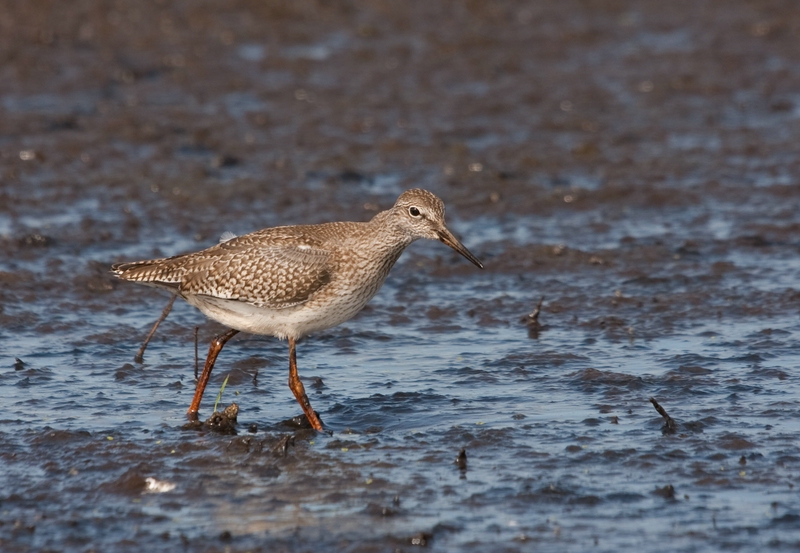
112,234,332,309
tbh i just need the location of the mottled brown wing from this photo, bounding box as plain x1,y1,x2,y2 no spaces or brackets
113,240,332,309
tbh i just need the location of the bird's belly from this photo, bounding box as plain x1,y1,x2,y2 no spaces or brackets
187,286,376,339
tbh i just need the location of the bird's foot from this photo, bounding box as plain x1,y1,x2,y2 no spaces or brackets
282,411,328,433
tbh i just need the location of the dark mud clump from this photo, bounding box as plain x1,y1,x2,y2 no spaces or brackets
182,403,240,435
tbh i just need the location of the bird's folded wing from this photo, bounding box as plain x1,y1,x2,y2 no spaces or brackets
113,242,332,309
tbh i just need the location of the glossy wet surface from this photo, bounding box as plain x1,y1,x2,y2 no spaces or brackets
2,1,800,551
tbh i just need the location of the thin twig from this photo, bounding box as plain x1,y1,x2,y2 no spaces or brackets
649,397,677,434
134,294,176,363
520,296,545,326
194,326,199,380
520,296,545,338
455,447,468,471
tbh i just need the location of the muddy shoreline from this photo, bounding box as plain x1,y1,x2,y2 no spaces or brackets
2,1,800,551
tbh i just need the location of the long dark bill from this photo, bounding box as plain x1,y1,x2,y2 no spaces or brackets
437,228,484,269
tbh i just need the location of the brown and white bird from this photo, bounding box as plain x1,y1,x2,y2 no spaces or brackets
112,189,483,430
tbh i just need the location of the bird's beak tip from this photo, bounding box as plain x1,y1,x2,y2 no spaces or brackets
437,229,483,270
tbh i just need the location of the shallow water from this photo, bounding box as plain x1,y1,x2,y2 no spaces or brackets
3,1,800,551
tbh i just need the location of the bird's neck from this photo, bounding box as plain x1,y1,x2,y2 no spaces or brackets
366,208,417,254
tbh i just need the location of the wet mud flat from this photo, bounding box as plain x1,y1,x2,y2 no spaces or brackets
2,0,800,551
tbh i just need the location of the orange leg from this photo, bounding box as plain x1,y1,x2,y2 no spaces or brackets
187,329,239,419
287,337,324,431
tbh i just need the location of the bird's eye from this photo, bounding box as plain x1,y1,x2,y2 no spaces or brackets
409,206,421,217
